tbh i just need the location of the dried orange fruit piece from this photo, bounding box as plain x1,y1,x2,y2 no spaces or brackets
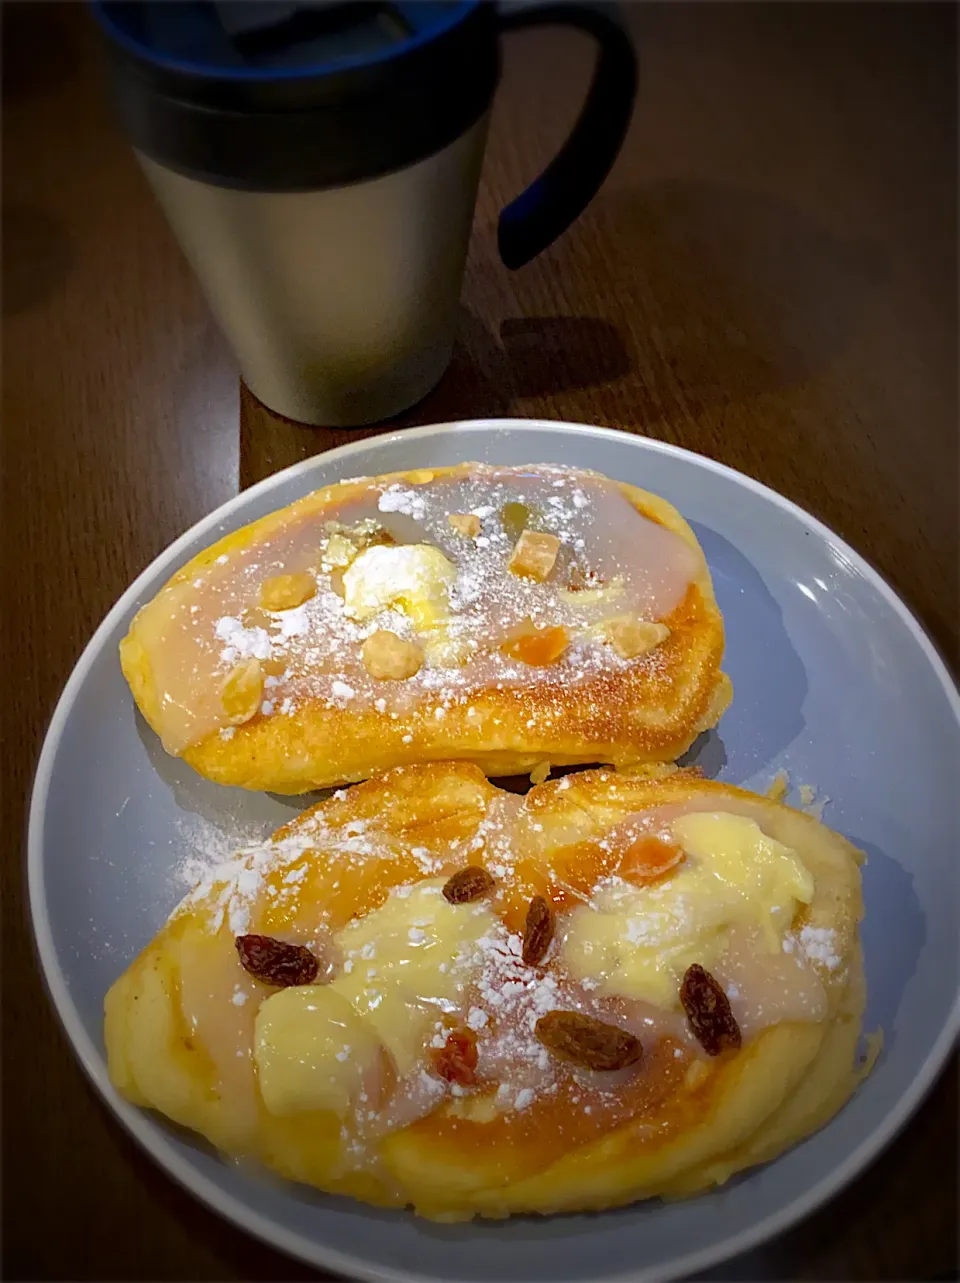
260,572,316,612
361,629,423,680
502,623,569,667
508,530,561,582
220,657,263,724
619,836,685,883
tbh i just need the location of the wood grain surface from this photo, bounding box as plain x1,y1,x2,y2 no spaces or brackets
2,3,956,1280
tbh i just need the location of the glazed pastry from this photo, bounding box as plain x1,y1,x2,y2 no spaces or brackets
119,464,731,792
104,762,867,1221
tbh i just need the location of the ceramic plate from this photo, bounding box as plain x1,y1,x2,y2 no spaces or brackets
29,419,960,1283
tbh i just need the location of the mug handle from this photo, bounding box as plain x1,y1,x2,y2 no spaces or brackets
496,2,638,270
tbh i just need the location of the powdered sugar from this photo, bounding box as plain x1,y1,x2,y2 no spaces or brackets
214,616,271,662
378,485,427,520
798,924,841,970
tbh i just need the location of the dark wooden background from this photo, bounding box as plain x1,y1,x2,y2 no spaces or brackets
3,3,957,1280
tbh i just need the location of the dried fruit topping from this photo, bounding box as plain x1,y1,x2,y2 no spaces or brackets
220,657,264,724
529,761,551,786
235,934,319,987
522,895,555,965
508,530,561,582
501,622,570,667
603,616,670,660
618,835,685,883
320,533,357,571
680,963,742,1056
535,1010,644,1071
564,562,605,592
361,629,423,680
259,572,316,612
447,513,481,538
500,501,531,542
320,519,394,571
431,1028,478,1086
442,866,496,904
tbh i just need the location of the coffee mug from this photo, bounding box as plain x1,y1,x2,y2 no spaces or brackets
94,1,637,426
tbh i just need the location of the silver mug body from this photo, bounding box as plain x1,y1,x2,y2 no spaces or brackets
138,114,488,427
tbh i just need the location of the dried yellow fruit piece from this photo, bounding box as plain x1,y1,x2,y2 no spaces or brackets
501,501,531,542
508,530,560,582
448,513,481,538
361,630,423,680
221,658,264,724
603,616,670,659
529,761,551,786
260,572,316,612
320,533,357,571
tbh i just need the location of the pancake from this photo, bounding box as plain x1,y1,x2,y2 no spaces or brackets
119,464,731,793
104,762,867,1221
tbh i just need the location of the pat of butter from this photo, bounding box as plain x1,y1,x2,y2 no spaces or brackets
562,811,814,1008
342,545,455,630
254,986,380,1117
331,881,494,1075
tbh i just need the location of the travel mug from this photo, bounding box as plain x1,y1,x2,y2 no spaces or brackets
93,2,637,427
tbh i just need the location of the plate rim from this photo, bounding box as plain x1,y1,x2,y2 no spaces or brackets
27,416,960,1283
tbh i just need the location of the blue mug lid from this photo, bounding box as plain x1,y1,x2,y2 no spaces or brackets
93,1,499,191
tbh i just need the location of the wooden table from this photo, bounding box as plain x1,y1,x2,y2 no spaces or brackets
3,3,956,1279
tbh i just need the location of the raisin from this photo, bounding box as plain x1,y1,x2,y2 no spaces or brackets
442,866,495,904
431,1028,478,1086
235,934,319,987
522,895,555,966
680,963,742,1056
535,1010,644,1071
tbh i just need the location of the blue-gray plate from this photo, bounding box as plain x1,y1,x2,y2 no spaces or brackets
28,420,960,1283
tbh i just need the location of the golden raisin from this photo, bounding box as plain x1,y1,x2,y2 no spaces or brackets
508,530,561,582
361,630,423,680
260,572,316,612
220,658,263,724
